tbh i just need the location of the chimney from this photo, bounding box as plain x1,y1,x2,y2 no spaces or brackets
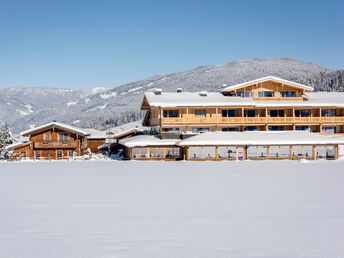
154,88,162,95
177,88,183,93
200,91,208,97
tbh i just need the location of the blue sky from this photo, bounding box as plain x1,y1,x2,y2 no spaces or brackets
0,0,343,90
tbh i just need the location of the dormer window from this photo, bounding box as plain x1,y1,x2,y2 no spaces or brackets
44,133,50,140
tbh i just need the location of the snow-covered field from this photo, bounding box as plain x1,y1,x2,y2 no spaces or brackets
1,160,344,258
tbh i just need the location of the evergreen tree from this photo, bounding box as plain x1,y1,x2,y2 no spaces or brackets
0,122,13,159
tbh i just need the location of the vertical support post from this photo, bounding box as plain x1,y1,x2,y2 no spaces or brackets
313,146,316,160
215,146,218,160
290,146,293,159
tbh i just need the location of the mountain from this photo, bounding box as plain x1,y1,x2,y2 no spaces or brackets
0,58,339,133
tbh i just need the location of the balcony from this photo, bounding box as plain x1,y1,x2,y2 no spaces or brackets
34,141,79,149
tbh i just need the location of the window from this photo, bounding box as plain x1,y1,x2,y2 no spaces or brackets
247,146,258,159
166,148,180,158
269,110,284,117
189,147,202,159
222,109,237,117
222,127,238,132
280,91,296,97
257,146,268,158
292,146,303,157
150,148,156,158
157,148,164,158
192,128,209,134
244,126,257,131
236,91,252,97
195,109,206,118
203,147,216,159
269,146,279,158
321,109,336,117
218,146,236,159
44,133,50,140
163,110,179,118
316,146,326,159
259,91,274,97
326,146,335,160
59,133,69,141
20,151,26,157
68,151,74,158
244,110,257,117
162,127,179,133
296,126,310,131
268,126,284,131
237,147,244,160
322,126,335,134
279,146,290,158
57,150,63,160
35,151,40,160
295,109,310,117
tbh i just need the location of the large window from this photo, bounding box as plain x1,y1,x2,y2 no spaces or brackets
222,109,237,117
203,147,216,159
269,146,279,158
247,146,268,159
321,109,336,117
295,109,310,117
44,133,50,140
165,148,180,158
244,126,257,131
163,110,179,118
189,147,202,159
326,146,335,160
59,133,69,141
292,145,313,158
280,91,296,97
296,126,310,131
244,110,257,117
279,146,290,158
195,109,206,118
322,126,335,134
258,91,274,97
132,148,147,158
269,110,284,117
218,146,236,159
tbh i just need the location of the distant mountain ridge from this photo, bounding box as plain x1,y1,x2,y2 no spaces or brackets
1,58,342,133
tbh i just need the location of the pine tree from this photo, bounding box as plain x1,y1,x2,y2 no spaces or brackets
0,122,13,159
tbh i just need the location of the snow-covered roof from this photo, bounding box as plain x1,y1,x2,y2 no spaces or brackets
144,92,254,107
108,121,147,139
119,135,180,148
21,122,90,137
119,131,344,148
83,128,107,139
178,131,344,146
222,76,314,93
6,141,31,150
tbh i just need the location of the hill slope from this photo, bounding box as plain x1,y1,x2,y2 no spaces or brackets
0,58,337,132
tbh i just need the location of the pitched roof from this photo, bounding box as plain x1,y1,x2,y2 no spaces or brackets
143,91,254,108
221,76,314,92
83,128,107,139
21,122,90,137
107,121,147,139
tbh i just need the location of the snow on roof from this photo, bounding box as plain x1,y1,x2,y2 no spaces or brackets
21,122,90,137
119,131,344,148
6,141,31,150
178,131,344,146
119,135,180,148
83,128,107,139
108,121,147,139
222,76,314,92
144,91,254,107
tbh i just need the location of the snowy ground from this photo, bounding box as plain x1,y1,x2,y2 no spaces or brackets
1,160,344,258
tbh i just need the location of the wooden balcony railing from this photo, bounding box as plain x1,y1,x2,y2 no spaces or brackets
34,141,79,149
158,116,344,125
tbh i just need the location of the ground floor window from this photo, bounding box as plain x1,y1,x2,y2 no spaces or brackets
68,151,74,158
57,150,63,160
189,146,215,159
132,147,180,159
165,148,180,158
162,127,180,133
296,126,311,131
247,146,268,159
268,126,284,131
218,146,236,159
279,146,290,158
244,126,257,131
322,126,335,134
292,145,313,158
222,127,239,132
35,150,40,160
192,128,209,134
20,151,26,158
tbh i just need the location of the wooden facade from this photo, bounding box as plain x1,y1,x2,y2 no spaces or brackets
9,123,89,160
142,79,344,134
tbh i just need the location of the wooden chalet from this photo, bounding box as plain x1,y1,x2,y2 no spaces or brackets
8,122,90,160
